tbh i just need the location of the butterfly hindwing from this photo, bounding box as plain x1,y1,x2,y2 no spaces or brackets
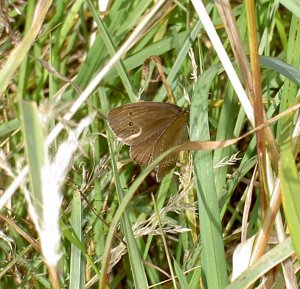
153,111,189,181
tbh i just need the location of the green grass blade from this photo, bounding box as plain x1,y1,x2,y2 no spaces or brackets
155,19,204,101
276,14,300,144
69,190,85,289
225,238,294,289
100,133,186,287
57,0,85,50
276,13,300,260
259,55,300,86
0,1,52,95
190,67,229,289
0,118,19,138
20,100,46,221
106,130,149,288
88,0,136,102
213,84,239,197
280,144,300,259
105,32,189,82
279,0,300,19
174,259,189,289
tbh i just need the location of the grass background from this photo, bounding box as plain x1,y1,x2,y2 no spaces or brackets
0,0,300,288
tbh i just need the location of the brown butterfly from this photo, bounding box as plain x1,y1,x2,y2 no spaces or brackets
107,102,189,182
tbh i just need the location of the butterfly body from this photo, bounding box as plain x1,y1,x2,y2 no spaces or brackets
107,102,189,181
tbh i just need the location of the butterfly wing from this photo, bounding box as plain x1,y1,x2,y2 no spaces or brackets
153,110,189,181
129,141,155,165
107,102,183,146
107,102,189,180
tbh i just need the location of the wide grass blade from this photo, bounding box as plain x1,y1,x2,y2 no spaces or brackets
20,100,45,221
69,190,85,289
190,68,229,289
280,145,300,259
225,238,294,289
106,131,149,288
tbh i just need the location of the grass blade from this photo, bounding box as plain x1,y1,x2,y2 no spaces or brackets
190,68,229,289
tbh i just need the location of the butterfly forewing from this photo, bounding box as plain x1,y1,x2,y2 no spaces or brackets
107,102,183,145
